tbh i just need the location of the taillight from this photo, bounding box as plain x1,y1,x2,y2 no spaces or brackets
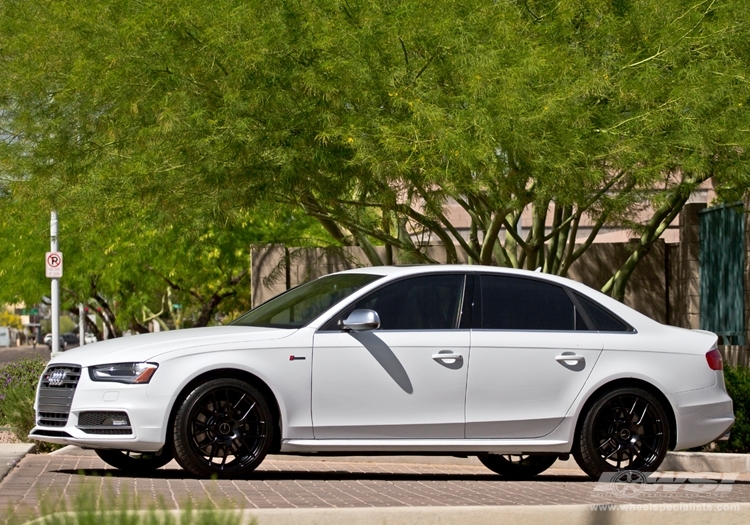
706,349,723,371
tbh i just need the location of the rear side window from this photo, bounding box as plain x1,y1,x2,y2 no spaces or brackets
480,275,580,331
573,292,631,332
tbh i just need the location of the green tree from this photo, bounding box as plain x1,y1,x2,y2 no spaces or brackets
1,0,748,304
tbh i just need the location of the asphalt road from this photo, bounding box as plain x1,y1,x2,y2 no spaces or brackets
0,345,53,365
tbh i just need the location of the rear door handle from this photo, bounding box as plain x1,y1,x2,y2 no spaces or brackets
432,352,463,362
555,354,584,363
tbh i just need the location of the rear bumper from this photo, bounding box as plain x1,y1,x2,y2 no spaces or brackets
672,386,734,450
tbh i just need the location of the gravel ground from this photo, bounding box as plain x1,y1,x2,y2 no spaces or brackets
0,431,19,444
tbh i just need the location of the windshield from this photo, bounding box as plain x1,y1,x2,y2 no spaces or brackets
232,273,382,329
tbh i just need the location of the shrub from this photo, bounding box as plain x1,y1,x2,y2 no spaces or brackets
0,356,61,451
716,366,750,453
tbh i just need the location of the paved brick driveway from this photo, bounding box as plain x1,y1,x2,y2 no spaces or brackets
2,454,749,523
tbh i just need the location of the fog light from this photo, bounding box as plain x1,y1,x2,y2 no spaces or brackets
103,415,130,426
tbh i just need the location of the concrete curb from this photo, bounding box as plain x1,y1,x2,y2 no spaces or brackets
0,443,36,483
40,445,750,474
23,503,750,525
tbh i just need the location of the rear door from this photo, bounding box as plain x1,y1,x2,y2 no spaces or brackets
466,274,603,438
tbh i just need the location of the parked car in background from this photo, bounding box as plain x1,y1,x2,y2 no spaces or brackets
61,332,79,346
45,335,65,350
30,266,734,480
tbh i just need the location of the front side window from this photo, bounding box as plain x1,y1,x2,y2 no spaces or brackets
480,275,582,331
324,274,466,330
232,273,382,329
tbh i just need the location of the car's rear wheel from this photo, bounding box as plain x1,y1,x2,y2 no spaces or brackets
95,448,173,472
574,387,670,478
477,454,558,479
172,378,274,479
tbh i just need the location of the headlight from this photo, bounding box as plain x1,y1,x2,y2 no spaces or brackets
88,363,158,384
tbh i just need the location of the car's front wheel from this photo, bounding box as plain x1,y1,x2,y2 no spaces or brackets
172,378,274,478
573,387,670,478
477,453,558,479
95,449,173,472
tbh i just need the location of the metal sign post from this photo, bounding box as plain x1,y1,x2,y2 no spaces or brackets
49,211,61,357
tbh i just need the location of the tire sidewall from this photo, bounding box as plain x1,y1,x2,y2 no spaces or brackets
172,377,274,478
575,387,670,478
95,448,173,472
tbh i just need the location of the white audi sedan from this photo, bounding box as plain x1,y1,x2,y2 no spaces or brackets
31,266,734,479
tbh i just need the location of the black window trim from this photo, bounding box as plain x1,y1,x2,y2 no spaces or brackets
474,273,637,333
568,289,637,334
318,272,470,332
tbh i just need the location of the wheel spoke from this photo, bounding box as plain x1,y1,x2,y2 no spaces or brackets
637,403,650,425
629,398,638,419
239,401,257,422
605,444,622,460
233,393,246,410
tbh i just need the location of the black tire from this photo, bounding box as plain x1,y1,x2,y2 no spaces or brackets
477,454,558,479
172,378,274,479
95,448,173,472
573,387,670,479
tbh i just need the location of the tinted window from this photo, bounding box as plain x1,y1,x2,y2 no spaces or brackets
232,273,381,329
326,274,465,330
480,275,581,331
574,292,631,332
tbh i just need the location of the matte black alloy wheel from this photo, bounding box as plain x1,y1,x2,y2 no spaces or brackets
95,448,173,472
574,387,670,478
173,378,273,478
477,454,557,479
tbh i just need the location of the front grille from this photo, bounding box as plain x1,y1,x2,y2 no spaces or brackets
76,411,132,435
81,428,132,435
30,429,72,438
37,364,81,427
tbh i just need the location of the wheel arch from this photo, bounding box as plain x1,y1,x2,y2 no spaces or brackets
574,378,677,451
166,368,283,454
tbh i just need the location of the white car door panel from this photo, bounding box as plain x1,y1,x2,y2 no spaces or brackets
312,330,470,438
467,331,602,438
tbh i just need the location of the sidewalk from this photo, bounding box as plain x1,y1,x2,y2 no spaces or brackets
0,443,35,483
2,443,750,525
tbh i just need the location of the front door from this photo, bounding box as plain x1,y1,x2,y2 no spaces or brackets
312,274,470,439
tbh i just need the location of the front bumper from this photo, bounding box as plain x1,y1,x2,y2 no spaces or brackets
30,366,172,452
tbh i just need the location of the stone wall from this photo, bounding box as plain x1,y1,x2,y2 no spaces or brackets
746,195,750,345
251,241,671,323
670,203,705,329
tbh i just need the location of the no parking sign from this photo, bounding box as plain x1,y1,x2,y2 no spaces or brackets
45,251,63,278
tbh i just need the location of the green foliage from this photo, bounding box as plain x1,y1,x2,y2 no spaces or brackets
0,356,60,451
0,311,23,329
10,482,249,525
0,0,748,303
716,366,750,453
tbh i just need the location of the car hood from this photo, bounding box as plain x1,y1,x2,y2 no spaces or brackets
47,326,296,368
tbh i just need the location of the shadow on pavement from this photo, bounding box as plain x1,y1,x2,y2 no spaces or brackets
56,468,592,482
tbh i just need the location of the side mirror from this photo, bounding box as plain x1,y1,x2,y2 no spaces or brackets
342,309,381,332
